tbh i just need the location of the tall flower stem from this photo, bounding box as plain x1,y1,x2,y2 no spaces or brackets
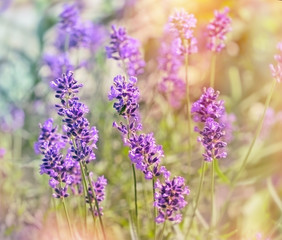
217,79,277,226
210,159,216,239
184,43,192,167
79,161,96,225
152,177,156,240
210,54,217,88
232,79,277,183
160,220,166,240
59,180,75,240
186,160,207,239
84,164,107,240
126,117,139,232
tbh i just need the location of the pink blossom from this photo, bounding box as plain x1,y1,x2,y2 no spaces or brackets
206,7,232,52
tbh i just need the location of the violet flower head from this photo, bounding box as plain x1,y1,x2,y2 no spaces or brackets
129,133,169,179
206,7,232,52
35,119,71,198
154,176,190,224
51,71,98,164
196,117,227,162
191,87,225,123
108,75,142,137
270,42,282,83
86,173,107,216
59,4,79,32
168,9,198,55
105,25,145,76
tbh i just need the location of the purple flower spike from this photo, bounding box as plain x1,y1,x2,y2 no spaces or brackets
129,133,168,179
59,4,79,32
154,176,190,224
86,173,107,216
197,118,227,162
270,42,282,83
168,9,198,55
206,7,232,53
191,87,225,123
105,25,145,76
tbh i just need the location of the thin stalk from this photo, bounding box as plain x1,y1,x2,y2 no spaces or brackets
186,160,207,239
160,220,166,240
152,177,156,240
184,47,192,168
232,79,277,184
126,117,139,232
210,54,217,88
79,161,95,226
52,196,62,240
132,164,138,226
59,181,75,240
210,159,216,239
217,79,277,226
84,164,107,240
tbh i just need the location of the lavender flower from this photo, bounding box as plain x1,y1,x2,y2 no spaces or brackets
36,72,102,198
59,4,79,32
168,9,198,55
108,75,142,138
270,42,282,83
191,87,225,123
206,7,232,53
86,173,107,216
196,118,227,162
158,27,186,108
129,133,169,179
105,25,145,76
51,71,98,164
35,118,71,198
154,176,190,223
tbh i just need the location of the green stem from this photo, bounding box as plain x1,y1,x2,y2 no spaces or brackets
126,117,139,232
79,161,95,227
217,79,277,227
59,181,74,240
84,164,107,240
153,178,156,240
210,159,216,239
186,160,207,239
184,48,192,168
160,220,166,240
210,54,217,88
232,79,277,184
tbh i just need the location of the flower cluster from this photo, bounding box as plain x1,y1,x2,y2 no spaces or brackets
154,176,190,223
35,118,76,198
270,42,282,83
108,75,142,139
86,173,107,216
105,25,145,76
42,4,106,80
168,9,198,55
51,71,98,164
129,133,169,180
158,27,186,108
192,87,227,161
36,72,106,203
196,118,227,162
191,87,225,123
206,7,232,52
109,74,189,223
